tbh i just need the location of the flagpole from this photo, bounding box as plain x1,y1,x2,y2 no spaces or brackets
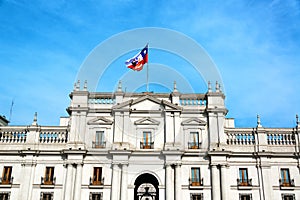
146,62,149,92
146,43,149,92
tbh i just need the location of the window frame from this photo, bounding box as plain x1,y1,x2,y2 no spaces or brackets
190,167,201,186
239,193,252,200
43,167,55,185
1,166,12,184
189,132,200,149
140,131,153,149
281,193,295,200
89,192,103,200
0,192,10,200
40,192,54,200
94,131,105,148
190,193,203,200
92,167,103,185
238,168,251,186
280,168,292,187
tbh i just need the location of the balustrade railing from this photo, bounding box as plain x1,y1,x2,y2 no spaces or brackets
92,141,106,148
189,177,203,186
0,177,13,185
140,142,154,149
39,131,68,143
180,99,206,106
90,177,104,185
267,133,295,145
279,178,295,187
0,131,27,143
89,98,115,104
237,178,252,186
41,176,56,185
226,132,255,145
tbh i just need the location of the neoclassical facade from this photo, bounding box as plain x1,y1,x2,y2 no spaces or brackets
0,81,299,200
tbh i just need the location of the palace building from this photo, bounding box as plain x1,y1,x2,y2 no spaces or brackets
0,80,299,200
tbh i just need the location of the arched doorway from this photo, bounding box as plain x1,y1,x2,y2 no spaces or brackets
134,173,159,200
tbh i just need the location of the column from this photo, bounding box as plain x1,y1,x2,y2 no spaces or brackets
120,164,128,200
64,164,74,200
256,163,264,200
111,164,120,200
19,163,35,200
165,164,174,200
211,165,221,200
175,164,182,200
220,165,227,200
261,166,273,200
74,163,83,200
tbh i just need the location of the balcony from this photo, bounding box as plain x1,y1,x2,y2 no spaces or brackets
89,177,104,188
140,142,154,149
189,177,203,189
92,141,106,148
237,178,252,186
188,142,200,149
0,177,13,185
41,177,56,185
279,178,295,189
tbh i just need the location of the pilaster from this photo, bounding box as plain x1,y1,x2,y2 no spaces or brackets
175,164,182,200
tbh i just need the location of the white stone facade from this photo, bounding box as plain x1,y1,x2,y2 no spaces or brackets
0,81,299,200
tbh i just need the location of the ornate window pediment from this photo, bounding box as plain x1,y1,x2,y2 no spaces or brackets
87,117,113,125
181,118,206,126
134,117,160,126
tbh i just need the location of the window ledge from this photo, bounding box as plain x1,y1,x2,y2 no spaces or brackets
89,185,104,189
280,186,295,190
238,185,253,190
40,184,55,189
0,184,12,188
189,185,204,190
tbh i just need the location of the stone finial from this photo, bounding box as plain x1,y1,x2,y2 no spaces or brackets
75,80,80,91
117,80,122,92
296,114,299,127
173,81,178,92
215,81,220,92
32,112,38,126
257,114,262,128
73,82,77,91
208,81,212,92
83,80,87,91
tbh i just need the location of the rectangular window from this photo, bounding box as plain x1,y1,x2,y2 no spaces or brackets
191,168,201,186
239,168,249,186
142,131,152,149
190,193,202,200
281,168,291,187
239,194,252,200
0,192,10,200
44,167,54,185
89,192,103,200
1,166,12,184
92,167,102,185
94,131,105,148
189,132,199,149
282,194,295,200
40,192,53,200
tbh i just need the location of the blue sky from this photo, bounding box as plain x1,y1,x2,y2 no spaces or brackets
0,0,299,127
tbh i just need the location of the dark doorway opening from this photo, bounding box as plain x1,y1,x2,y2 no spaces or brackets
134,173,159,200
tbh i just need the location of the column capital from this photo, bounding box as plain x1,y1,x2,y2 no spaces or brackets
174,163,182,167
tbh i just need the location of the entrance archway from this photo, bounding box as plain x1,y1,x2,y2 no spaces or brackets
134,173,159,200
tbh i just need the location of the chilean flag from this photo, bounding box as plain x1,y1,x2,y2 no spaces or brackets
125,45,148,71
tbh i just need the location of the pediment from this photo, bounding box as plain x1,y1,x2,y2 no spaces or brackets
113,95,181,111
87,116,113,125
134,117,160,125
181,118,206,126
